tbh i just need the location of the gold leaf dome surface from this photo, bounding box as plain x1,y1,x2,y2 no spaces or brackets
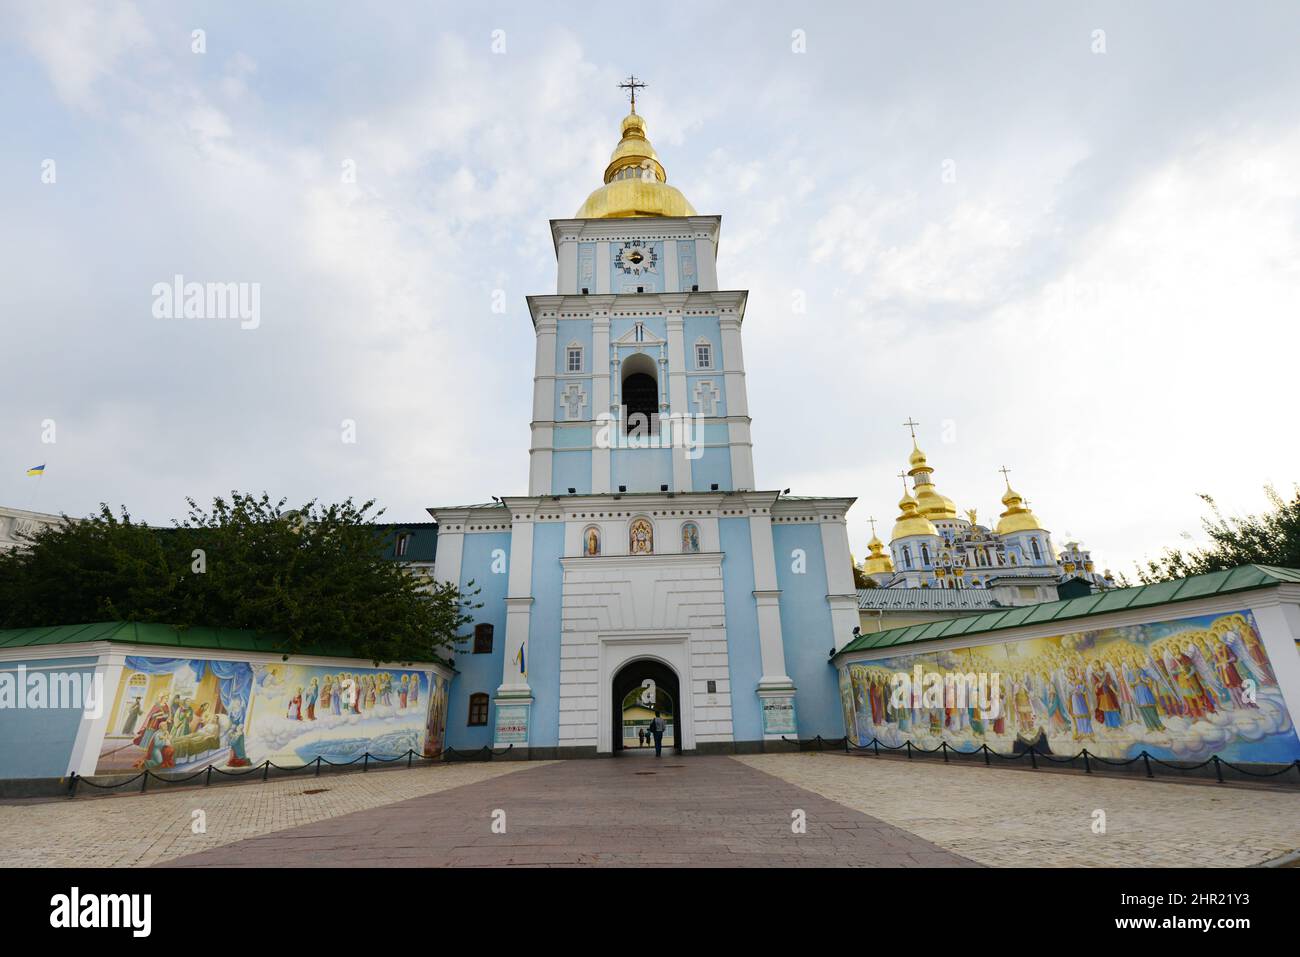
575,111,697,219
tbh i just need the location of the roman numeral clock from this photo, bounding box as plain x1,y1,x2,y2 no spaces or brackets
614,239,658,276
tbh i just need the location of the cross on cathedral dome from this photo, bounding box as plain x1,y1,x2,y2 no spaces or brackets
575,78,698,219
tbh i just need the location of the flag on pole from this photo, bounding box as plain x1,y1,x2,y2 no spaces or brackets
514,643,527,677
26,464,45,476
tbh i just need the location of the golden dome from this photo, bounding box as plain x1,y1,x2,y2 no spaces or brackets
908,444,959,521
575,111,697,219
995,484,1045,535
891,491,938,540
863,534,894,574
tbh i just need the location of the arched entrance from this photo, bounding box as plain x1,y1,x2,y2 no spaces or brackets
610,658,681,754
621,353,659,435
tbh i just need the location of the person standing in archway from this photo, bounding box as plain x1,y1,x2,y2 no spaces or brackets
649,711,666,757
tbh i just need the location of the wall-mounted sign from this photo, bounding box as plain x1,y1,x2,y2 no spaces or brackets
494,703,530,745
761,694,797,735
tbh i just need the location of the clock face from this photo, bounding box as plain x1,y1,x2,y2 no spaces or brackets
615,240,658,276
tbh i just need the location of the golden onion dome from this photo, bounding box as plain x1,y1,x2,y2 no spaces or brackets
908,444,959,520
863,534,894,574
575,111,698,219
892,491,938,541
995,484,1045,535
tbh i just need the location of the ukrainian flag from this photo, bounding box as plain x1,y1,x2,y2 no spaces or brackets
26,464,45,476
514,644,527,677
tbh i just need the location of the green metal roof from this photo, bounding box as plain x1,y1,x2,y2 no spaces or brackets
835,565,1300,659
376,522,438,562
0,620,450,667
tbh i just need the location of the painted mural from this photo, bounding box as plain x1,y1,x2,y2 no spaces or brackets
839,609,1300,764
97,656,451,773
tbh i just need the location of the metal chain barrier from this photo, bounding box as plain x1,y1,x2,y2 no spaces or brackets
65,743,514,798
780,734,1300,787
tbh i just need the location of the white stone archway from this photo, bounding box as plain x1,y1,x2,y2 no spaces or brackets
597,634,693,754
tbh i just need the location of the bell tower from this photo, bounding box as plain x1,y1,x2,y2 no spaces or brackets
526,92,755,496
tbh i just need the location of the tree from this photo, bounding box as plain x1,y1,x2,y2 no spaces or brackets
0,493,479,664
1137,484,1300,583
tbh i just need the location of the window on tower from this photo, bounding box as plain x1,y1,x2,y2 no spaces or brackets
621,352,660,435
695,340,713,369
473,623,494,654
567,346,583,373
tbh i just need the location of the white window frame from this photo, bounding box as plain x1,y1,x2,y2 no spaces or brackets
566,343,584,374
694,338,713,369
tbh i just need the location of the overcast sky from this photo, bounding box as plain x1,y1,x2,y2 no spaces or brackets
3,1,1299,576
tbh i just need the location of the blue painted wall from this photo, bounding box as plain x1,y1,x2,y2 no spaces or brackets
610,315,667,344
448,532,511,749
553,426,591,449
551,449,592,495
611,446,672,493
526,522,565,748
691,446,733,492
0,656,97,778
772,524,842,737
683,315,722,370
555,320,593,375
718,519,763,741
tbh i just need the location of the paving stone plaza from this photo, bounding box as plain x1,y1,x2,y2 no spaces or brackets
2,754,1295,868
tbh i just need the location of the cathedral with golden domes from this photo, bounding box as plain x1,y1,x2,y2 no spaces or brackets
856,423,1114,630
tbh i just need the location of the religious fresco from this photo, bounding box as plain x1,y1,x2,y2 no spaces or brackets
839,609,1300,765
681,522,700,553
630,517,653,554
97,656,450,773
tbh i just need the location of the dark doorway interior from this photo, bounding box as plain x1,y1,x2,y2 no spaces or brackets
622,373,659,435
611,658,682,754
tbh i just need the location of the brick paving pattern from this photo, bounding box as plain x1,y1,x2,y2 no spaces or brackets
738,753,1300,867
0,761,539,867
3,753,1294,867
162,754,976,867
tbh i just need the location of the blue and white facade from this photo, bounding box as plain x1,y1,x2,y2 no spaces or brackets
429,109,858,755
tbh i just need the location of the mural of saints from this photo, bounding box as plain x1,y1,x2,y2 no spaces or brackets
681,522,700,553
583,526,601,556
839,609,1299,765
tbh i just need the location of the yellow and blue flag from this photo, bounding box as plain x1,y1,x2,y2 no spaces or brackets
26,464,45,476
514,644,527,677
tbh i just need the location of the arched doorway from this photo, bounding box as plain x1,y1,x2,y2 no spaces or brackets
621,353,659,435
610,658,681,754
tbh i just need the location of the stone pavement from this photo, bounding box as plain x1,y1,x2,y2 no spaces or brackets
161,754,976,867
3,753,1294,867
738,753,1300,867
0,761,540,867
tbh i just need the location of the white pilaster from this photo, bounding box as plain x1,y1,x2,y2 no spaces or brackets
67,651,124,776
666,312,691,492
820,515,862,651
1250,599,1300,736
591,313,611,493
663,238,680,292
749,508,794,691
498,516,535,699
556,241,577,294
